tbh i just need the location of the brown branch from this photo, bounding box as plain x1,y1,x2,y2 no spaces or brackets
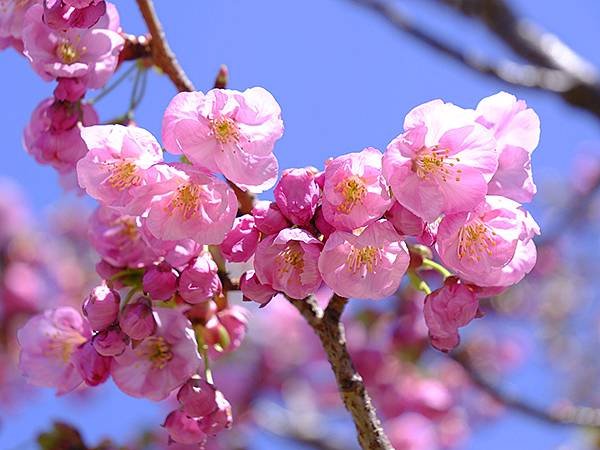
135,0,195,92
451,352,600,428
288,294,393,450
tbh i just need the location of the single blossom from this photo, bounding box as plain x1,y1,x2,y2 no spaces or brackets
217,306,249,352
143,163,237,245
82,283,120,330
318,220,410,299
274,168,320,226
423,277,479,352
220,214,260,263
17,307,91,395
24,98,99,174
251,200,289,235
163,410,206,445
22,3,123,87
112,308,202,401
178,253,222,304
382,99,498,222
162,87,284,192
77,125,164,210
254,228,322,299
476,91,540,203
71,340,111,386
43,0,107,30
92,325,129,356
177,378,218,418
143,262,179,301
322,147,392,231
119,297,156,340
435,195,539,287
239,270,276,306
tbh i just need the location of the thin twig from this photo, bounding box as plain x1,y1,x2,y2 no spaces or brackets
135,0,195,92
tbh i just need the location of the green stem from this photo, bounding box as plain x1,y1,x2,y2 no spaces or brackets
421,258,452,279
407,270,432,295
122,286,141,308
89,63,138,104
194,326,214,384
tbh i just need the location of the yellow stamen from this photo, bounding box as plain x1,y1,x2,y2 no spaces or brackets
276,243,304,273
412,147,462,182
106,161,142,190
210,117,240,145
346,246,381,273
457,220,497,262
44,331,87,363
167,184,202,220
56,41,79,64
336,176,367,214
138,336,173,369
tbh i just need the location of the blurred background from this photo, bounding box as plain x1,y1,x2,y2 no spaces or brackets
2,0,600,449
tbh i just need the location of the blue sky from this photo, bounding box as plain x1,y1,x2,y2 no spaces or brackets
1,0,599,448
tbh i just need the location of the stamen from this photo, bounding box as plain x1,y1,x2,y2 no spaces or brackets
412,147,462,183
335,176,367,213
276,243,304,273
457,220,497,262
210,117,240,145
166,184,202,220
137,336,173,369
56,40,79,64
44,331,87,363
346,246,382,273
106,161,142,190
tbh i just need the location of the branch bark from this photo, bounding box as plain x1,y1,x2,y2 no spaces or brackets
288,294,393,450
135,0,195,92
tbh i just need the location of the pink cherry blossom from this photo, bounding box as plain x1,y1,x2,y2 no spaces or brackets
82,283,120,330
435,195,539,287
178,253,222,304
424,277,479,352
251,200,289,235
0,0,37,52
139,221,202,270
24,98,99,174
77,125,164,210
322,147,392,231
239,270,276,305
119,297,156,340
163,410,206,445
382,99,498,222
17,307,91,395
112,308,201,401
92,325,128,356
318,220,410,299
274,168,320,226
43,0,107,30
143,262,178,301
88,205,156,268
476,92,540,203
22,4,123,87
162,87,283,192
217,306,249,352
144,163,237,245
177,378,217,417
254,228,322,299
220,214,260,263
72,340,111,386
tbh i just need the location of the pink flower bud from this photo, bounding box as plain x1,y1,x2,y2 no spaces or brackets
220,215,260,263
217,306,249,352
82,284,120,331
95,260,124,289
163,410,206,445
251,200,289,235
72,340,111,387
143,262,178,301
177,378,218,417
274,168,320,226
92,325,129,356
178,254,222,304
47,101,79,132
239,271,276,306
199,391,233,435
54,78,87,102
119,298,156,340
314,207,336,239
386,202,426,237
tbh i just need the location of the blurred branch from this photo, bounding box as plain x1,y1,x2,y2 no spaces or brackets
288,294,393,450
135,0,195,92
452,352,600,428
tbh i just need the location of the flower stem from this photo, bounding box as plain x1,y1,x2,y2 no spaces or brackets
421,258,452,279
407,270,432,295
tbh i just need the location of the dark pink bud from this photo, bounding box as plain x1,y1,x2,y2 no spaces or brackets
251,200,289,235
220,215,259,263
143,262,178,301
386,202,426,237
47,100,79,132
178,254,222,304
82,284,120,331
95,261,125,289
199,391,233,435
119,298,156,340
217,306,249,352
314,207,336,239
274,168,320,225
239,271,276,306
54,78,87,102
177,378,218,417
72,341,111,386
163,410,206,445
92,325,129,356
43,0,106,29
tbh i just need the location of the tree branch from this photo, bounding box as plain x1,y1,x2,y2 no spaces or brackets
288,294,393,450
135,0,195,92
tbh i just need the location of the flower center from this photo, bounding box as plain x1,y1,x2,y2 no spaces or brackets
412,147,462,182
210,117,239,144
167,183,202,220
335,176,367,213
346,245,382,273
45,331,87,363
138,336,173,369
115,217,139,240
56,40,79,64
457,220,496,262
276,243,304,273
106,161,142,190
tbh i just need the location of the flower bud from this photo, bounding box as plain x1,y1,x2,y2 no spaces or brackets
48,101,79,132
314,207,336,239
92,325,129,356
178,254,222,304
251,200,289,235
217,306,249,352
220,215,259,263
143,262,178,301
239,271,276,306
386,202,426,237
82,284,120,331
274,168,320,226
163,410,206,445
54,77,86,102
119,298,156,340
177,378,218,417
72,341,111,387
199,391,233,435
95,260,125,289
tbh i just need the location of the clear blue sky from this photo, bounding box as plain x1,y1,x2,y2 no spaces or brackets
2,0,599,448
